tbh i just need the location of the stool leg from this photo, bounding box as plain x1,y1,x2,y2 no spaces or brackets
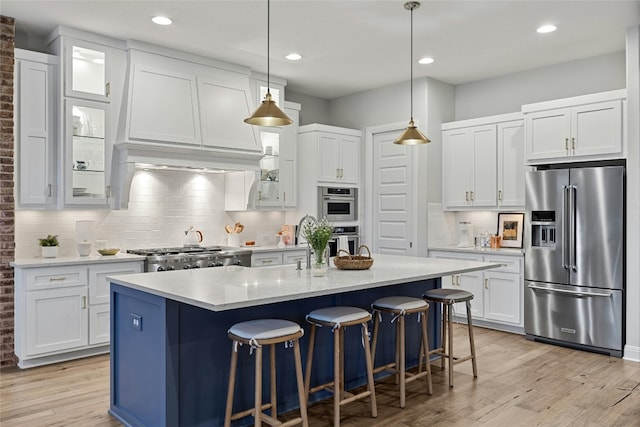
224,342,238,427
293,339,309,427
395,320,400,385
304,324,317,399
399,314,406,408
441,303,446,370
448,303,454,388
361,323,378,418
334,327,341,427
371,311,380,368
420,309,433,395
340,328,345,397
255,346,263,425
466,300,478,378
270,344,277,419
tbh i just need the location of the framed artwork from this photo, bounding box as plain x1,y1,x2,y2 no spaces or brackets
497,213,524,248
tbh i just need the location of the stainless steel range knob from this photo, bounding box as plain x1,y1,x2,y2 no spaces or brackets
232,257,242,266
207,261,216,267
157,266,166,272
192,265,200,268
183,264,190,269
167,265,175,271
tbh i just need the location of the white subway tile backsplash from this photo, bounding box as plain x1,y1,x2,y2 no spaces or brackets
15,170,288,258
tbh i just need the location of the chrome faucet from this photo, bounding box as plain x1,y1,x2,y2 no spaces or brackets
296,214,317,269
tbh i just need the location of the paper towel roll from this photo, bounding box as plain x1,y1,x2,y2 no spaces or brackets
338,236,350,254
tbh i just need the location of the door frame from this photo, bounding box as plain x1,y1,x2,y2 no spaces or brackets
364,121,422,256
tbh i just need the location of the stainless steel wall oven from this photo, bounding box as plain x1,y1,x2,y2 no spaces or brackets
319,186,357,221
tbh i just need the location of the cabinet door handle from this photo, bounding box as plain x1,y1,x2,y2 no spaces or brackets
470,191,474,201
283,192,286,202
455,275,460,286
262,259,273,264
451,276,455,286
105,82,110,97
465,191,469,202
82,296,87,309
565,137,569,151
498,190,502,201
106,185,111,198
571,137,575,150
49,277,66,282
47,184,52,197
484,278,489,289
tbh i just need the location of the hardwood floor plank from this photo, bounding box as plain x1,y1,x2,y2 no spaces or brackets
1,325,639,427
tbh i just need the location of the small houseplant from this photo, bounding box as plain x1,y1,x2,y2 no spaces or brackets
38,234,59,258
302,217,333,276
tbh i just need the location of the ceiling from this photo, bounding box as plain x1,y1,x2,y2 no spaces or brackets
3,1,639,99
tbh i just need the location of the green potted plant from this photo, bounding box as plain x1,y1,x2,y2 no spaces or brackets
302,217,333,276
38,234,59,258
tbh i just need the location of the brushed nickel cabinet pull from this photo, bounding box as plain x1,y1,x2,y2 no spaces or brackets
498,190,502,201
465,191,470,202
571,137,575,150
262,259,273,264
470,191,475,201
106,82,110,97
484,278,489,289
49,277,66,282
451,276,455,286
47,184,52,197
565,137,569,151
82,296,87,309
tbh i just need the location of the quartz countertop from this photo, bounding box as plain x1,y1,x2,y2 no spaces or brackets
11,253,146,268
108,254,501,312
429,245,524,256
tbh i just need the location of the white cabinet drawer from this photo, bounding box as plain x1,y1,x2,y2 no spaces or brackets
283,250,307,265
25,265,87,290
89,262,143,305
251,253,283,267
482,254,521,274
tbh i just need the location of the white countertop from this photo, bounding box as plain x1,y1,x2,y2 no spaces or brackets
108,254,501,312
11,253,146,268
241,244,309,253
429,245,524,256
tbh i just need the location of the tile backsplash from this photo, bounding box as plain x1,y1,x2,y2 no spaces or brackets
15,169,289,258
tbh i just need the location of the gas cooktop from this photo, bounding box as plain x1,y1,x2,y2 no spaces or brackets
127,246,253,271
126,246,239,256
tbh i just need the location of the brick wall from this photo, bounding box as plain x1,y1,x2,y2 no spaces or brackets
0,15,16,368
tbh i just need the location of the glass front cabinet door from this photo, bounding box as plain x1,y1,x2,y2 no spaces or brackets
65,99,110,206
256,128,282,208
65,40,110,102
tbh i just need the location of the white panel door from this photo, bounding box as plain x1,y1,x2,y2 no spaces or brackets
89,262,142,306
484,271,521,325
525,108,571,161
443,129,472,208
471,125,498,207
571,100,622,158
89,303,111,345
340,135,360,185
497,120,525,207
372,130,415,255
317,133,339,182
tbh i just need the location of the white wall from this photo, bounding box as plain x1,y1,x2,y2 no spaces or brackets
454,52,626,120
286,90,331,125
15,169,287,258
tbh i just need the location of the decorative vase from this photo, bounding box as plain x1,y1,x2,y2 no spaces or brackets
312,248,328,277
42,246,58,258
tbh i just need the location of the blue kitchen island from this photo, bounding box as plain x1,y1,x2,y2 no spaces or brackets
108,254,500,427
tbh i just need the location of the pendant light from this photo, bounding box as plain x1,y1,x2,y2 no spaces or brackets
394,1,430,145
245,0,292,126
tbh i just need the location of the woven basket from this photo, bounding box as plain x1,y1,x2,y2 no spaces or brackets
333,245,374,270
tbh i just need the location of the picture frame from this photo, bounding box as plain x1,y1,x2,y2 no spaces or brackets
497,213,525,248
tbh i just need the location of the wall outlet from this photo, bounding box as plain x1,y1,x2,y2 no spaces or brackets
131,313,142,331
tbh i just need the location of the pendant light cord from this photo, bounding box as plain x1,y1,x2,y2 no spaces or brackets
410,4,414,122
266,0,271,95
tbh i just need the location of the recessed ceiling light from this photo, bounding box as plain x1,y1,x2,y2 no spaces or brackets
418,57,434,65
537,24,557,34
285,53,302,61
152,16,173,26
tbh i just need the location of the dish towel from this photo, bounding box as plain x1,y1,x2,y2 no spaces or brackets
338,236,350,255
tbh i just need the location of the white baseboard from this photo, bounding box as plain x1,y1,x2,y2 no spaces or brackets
623,344,640,362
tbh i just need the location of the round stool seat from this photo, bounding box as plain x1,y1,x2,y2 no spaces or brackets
423,288,474,304
306,306,371,326
372,296,427,312
228,319,302,342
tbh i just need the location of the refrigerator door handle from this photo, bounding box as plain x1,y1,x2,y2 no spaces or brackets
570,185,577,272
527,284,612,298
561,185,570,270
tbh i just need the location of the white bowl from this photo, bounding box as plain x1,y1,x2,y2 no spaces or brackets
77,242,92,256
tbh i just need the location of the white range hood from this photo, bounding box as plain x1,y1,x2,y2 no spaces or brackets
112,41,267,208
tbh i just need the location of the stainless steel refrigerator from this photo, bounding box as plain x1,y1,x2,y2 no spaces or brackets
524,165,625,357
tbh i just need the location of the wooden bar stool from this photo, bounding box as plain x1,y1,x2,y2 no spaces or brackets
370,296,433,408
304,306,377,426
224,319,308,427
422,288,477,387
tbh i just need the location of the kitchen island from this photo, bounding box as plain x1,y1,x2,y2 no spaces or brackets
108,254,500,427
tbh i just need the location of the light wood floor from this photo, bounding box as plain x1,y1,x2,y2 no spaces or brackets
1,325,639,426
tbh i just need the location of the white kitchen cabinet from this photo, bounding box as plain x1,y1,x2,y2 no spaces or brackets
497,120,525,207
523,90,625,164
15,49,57,208
13,259,143,368
63,38,112,103
442,124,497,208
251,249,308,267
299,124,361,186
430,250,524,333
442,113,524,211
64,99,111,206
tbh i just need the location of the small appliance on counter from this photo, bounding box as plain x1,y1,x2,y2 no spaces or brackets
457,221,474,247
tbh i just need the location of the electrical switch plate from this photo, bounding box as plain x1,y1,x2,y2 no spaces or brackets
131,313,142,331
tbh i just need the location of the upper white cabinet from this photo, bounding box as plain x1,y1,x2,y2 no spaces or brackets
442,113,524,211
298,124,361,187
64,39,111,102
122,47,260,153
522,90,625,164
15,49,57,208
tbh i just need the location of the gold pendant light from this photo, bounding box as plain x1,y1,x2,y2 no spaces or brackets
245,0,292,126
395,1,430,145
